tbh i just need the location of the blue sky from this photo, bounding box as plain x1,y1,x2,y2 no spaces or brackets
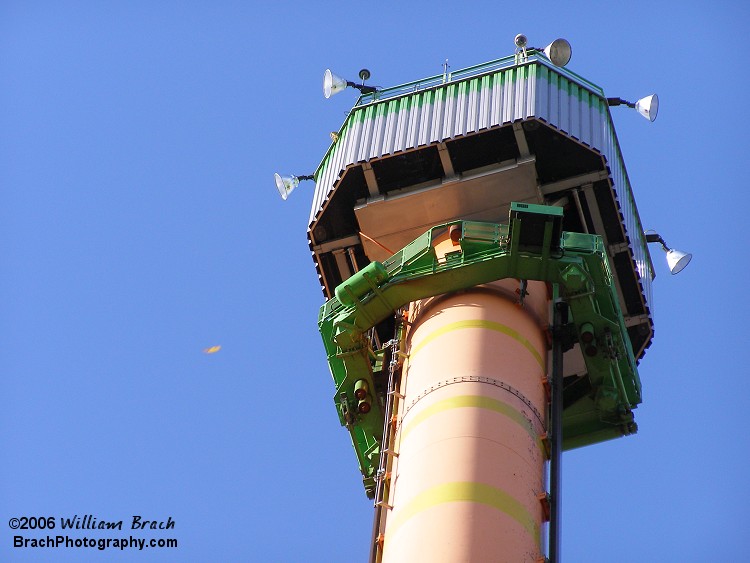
2,2,748,561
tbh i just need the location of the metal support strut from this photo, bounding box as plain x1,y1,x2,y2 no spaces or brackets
549,299,569,563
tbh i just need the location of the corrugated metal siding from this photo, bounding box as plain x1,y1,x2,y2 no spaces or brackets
602,123,654,315
311,64,537,225
535,65,605,148
310,60,654,316
533,66,654,313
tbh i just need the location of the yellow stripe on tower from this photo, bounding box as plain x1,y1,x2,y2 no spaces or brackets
384,481,540,546
408,319,544,370
399,394,544,454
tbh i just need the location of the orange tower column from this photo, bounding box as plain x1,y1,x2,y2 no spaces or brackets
381,281,550,563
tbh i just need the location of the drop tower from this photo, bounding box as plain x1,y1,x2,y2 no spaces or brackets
283,36,684,562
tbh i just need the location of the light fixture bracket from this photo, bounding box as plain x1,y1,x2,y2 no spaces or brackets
608,94,659,121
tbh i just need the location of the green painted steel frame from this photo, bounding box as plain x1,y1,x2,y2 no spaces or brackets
319,211,641,495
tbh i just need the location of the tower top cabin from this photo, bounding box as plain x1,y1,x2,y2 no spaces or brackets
309,50,655,362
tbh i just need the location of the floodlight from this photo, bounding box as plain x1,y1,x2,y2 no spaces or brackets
665,248,692,275
323,68,377,99
634,94,658,122
274,173,314,200
542,39,572,67
645,232,692,274
607,94,659,122
323,69,348,99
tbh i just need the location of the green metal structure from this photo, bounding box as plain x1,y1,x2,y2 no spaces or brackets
319,204,641,496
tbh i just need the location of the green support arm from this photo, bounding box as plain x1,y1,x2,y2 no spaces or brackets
319,213,641,495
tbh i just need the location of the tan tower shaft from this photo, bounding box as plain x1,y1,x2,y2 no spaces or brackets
381,282,549,563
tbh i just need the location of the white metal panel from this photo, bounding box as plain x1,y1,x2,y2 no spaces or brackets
558,78,570,135
442,84,457,139
524,65,536,120
467,79,479,133
380,101,395,156
417,91,433,147
370,110,385,158
548,69,560,128
534,68,548,124
580,89,591,147
591,99,604,150
357,106,373,162
394,98,410,153
513,68,524,121
429,88,444,144
403,97,418,149
453,83,464,136
570,82,581,141
501,70,514,123
478,75,491,130
343,119,360,166
490,74,503,127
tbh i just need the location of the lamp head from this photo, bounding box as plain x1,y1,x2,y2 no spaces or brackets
635,94,659,122
543,38,572,67
274,173,314,200
666,248,692,275
645,232,692,274
275,173,299,200
323,69,348,99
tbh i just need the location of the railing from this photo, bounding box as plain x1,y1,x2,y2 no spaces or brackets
355,51,605,107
